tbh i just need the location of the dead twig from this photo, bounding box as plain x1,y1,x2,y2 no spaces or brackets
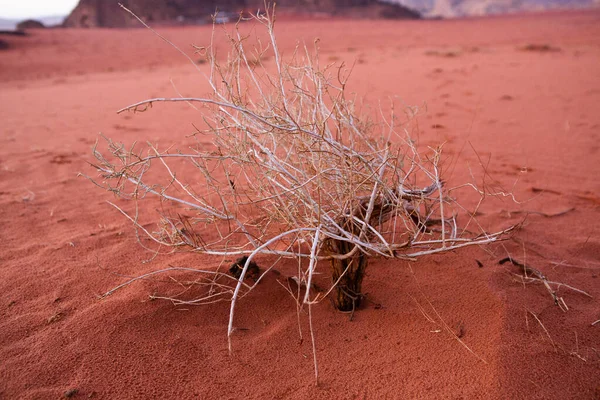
526,309,557,352
500,207,575,218
500,257,591,311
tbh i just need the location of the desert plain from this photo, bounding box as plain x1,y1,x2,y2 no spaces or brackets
1,9,600,399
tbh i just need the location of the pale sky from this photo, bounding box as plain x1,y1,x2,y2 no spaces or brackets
0,0,79,19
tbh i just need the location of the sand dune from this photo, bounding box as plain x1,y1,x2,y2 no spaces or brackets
1,10,599,399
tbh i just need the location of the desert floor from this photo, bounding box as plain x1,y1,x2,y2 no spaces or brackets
1,10,599,400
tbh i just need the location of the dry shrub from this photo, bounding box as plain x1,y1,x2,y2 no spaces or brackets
86,5,513,379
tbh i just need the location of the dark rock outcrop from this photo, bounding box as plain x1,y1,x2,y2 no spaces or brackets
63,0,420,28
16,19,46,30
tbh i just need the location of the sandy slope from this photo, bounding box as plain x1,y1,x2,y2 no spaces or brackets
1,10,599,399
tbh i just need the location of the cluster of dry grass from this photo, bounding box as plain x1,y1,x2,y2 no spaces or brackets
87,5,514,380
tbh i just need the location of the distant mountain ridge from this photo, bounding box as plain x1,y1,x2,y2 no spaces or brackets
386,0,600,18
0,15,66,31
63,0,421,28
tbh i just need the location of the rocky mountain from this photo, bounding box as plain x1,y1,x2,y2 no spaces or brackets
387,0,600,18
63,0,420,28
16,20,46,30
0,16,66,31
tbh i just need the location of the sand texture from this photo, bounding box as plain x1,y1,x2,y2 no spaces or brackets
1,10,599,400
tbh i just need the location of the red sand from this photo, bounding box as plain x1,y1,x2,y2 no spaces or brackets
1,10,600,399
